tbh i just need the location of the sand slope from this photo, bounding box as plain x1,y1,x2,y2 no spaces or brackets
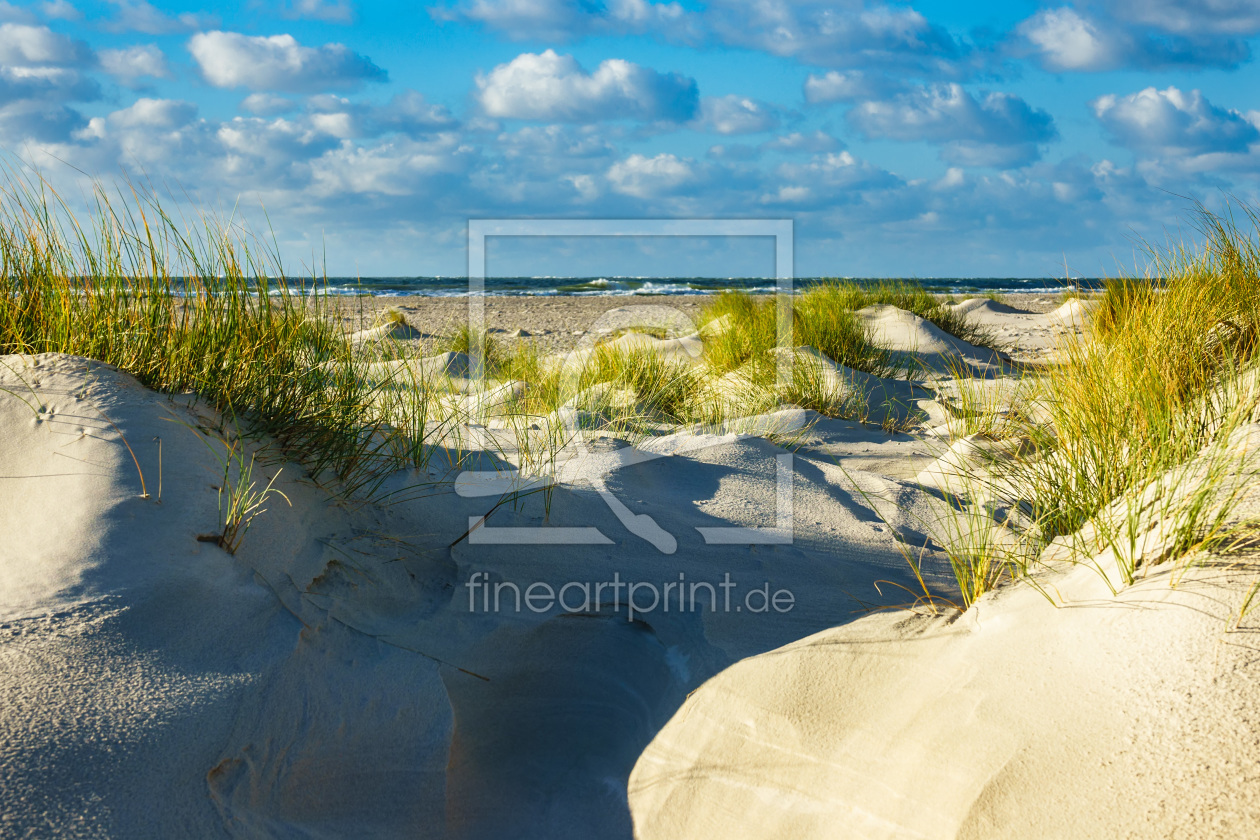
0,355,452,837
945,297,1096,363
628,554,1260,839
855,304,1009,376
0,352,959,837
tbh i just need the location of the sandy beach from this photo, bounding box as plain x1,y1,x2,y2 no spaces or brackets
327,291,1071,357
5,273,1259,838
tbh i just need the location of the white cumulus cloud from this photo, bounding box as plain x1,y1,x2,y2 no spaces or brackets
282,0,356,24
303,90,457,138
1018,7,1114,71
694,95,778,135
707,0,967,74
1108,0,1260,36
99,44,170,83
38,1,79,21
0,2,37,23
1092,85,1260,156
476,50,697,122
607,152,696,197
850,83,1057,145
104,0,214,34
498,124,614,160
1014,3,1255,72
188,31,387,93
0,22,89,66
769,150,900,206
0,23,95,142
848,83,1057,167
0,66,97,105
240,93,296,116
433,0,970,75
804,70,901,104
762,130,841,154
107,96,197,130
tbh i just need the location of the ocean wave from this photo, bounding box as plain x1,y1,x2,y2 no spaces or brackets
305,275,1108,298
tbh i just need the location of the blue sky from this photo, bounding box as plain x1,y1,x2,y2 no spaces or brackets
5,1,1260,277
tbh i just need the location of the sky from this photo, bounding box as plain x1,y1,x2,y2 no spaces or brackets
4,0,1260,278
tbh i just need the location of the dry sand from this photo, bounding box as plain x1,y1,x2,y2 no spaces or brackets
2,294,1257,839
630,552,1260,838
326,292,1073,356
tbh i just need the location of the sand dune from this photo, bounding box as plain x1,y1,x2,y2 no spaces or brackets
364,350,472,381
629,552,1260,839
0,351,954,837
945,296,1096,362
855,304,1010,375
558,330,706,372
0,355,453,836
3,293,1257,839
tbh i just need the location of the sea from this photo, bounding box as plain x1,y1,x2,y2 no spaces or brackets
313,276,1106,297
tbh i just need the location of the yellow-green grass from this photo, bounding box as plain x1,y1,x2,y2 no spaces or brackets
697,280,995,382
1044,214,1258,534
0,169,442,498
802,279,995,348
943,204,1260,598
698,290,902,380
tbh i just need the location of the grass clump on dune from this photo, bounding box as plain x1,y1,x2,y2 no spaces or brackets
803,279,994,348
442,323,501,361
0,168,441,497
579,345,701,422
958,204,1260,594
899,206,1260,604
694,291,898,422
699,290,900,379
698,279,995,385
693,279,1019,428
1039,209,1260,539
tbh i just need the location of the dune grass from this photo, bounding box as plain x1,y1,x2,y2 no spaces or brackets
1038,210,1259,541
442,323,505,367
200,432,292,555
803,279,995,348
0,169,447,499
933,204,1260,599
698,279,994,385
698,289,902,381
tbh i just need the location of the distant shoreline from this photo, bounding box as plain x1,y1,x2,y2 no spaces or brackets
309,276,1105,298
